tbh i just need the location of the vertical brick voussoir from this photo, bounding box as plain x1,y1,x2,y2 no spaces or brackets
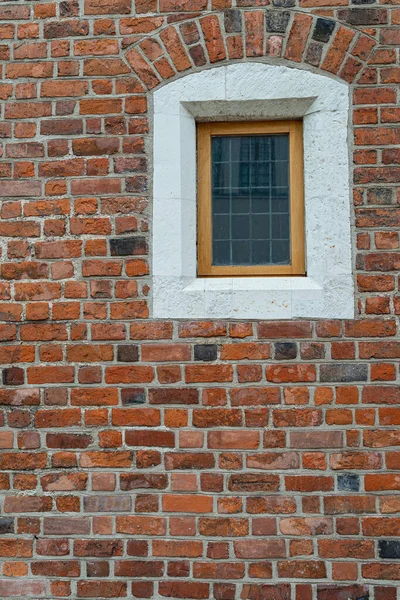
125,47,161,89
160,26,192,72
245,11,264,57
321,26,356,75
200,15,226,63
284,14,313,63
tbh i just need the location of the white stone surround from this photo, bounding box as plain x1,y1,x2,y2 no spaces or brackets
152,63,354,320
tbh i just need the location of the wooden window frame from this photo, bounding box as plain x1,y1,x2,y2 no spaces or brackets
197,120,305,277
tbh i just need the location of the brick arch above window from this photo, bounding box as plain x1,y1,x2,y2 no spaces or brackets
122,10,377,90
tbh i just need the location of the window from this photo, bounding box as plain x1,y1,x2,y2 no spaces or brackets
197,121,305,277
152,63,353,319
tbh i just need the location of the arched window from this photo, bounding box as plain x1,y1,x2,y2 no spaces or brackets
152,63,353,320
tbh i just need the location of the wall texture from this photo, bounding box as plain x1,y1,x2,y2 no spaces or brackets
0,0,399,599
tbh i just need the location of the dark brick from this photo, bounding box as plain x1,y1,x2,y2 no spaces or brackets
194,344,218,361
352,0,375,4
265,11,290,33
306,41,323,67
117,345,139,362
320,364,368,383
272,0,295,6
189,45,206,67
44,20,89,39
367,188,395,206
224,9,241,33
274,342,297,360
379,541,400,559
56,101,76,116
121,388,146,405
338,474,360,492
2,367,24,386
126,176,147,193
60,0,79,17
337,8,387,25
0,517,14,534
312,18,335,43
110,237,147,256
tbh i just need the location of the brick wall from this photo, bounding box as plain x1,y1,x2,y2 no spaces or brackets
0,0,399,598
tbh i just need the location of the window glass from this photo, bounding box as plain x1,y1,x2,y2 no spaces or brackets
211,134,290,267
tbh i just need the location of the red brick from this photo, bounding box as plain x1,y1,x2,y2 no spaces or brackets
286,476,333,492
116,515,166,535
200,15,226,63
0,581,46,597
235,539,285,559
179,321,226,337
77,581,127,597
280,517,333,536
125,48,160,89
162,495,213,513
230,387,280,405
324,496,375,514
185,365,233,383
112,408,160,427
84,0,131,14
258,321,312,339
142,344,190,362
208,430,259,449
159,581,209,599
322,27,355,74
245,11,264,57
266,364,316,383
221,343,270,360
285,14,312,63
160,26,191,72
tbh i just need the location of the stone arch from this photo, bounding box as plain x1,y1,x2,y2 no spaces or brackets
122,9,376,91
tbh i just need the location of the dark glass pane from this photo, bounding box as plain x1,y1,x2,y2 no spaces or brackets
272,240,290,264
252,166,270,188
252,214,270,240
252,240,271,264
272,213,289,240
271,135,289,161
252,190,270,214
232,215,250,240
252,136,271,162
212,162,230,189
213,192,230,214
213,215,230,240
231,136,250,161
231,190,250,214
232,241,250,264
272,164,289,187
213,241,231,265
271,188,289,213
212,137,230,162
210,133,290,267
231,163,250,188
